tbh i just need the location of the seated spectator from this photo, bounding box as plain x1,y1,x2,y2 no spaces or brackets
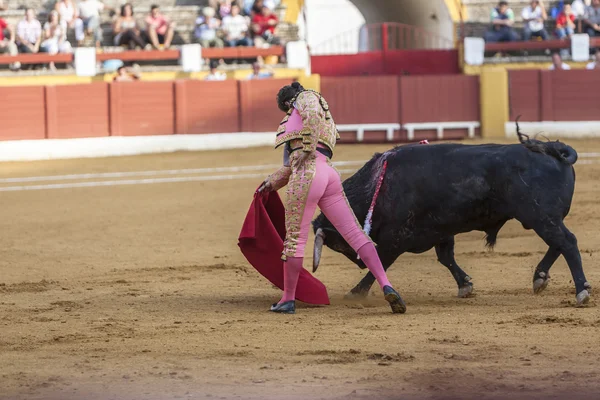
56,0,84,44
484,1,519,42
77,0,105,48
194,7,224,48
222,4,252,46
251,5,279,47
549,52,571,69
205,59,226,80
16,8,42,54
0,0,6,11
247,61,274,79
584,0,600,37
250,0,264,17
556,3,577,39
218,0,233,19
572,0,590,18
586,51,600,68
145,4,175,50
41,10,73,70
0,14,19,70
243,0,255,15
113,64,141,81
114,3,146,50
522,0,549,41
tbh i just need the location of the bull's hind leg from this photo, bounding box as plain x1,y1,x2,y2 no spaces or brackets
534,222,591,305
533,247,561,294
435,239,473,298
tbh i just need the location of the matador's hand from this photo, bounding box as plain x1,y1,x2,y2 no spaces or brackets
257,179,272,193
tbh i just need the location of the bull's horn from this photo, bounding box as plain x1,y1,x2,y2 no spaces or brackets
313,228,326,273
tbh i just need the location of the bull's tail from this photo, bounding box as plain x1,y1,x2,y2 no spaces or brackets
515,118,578,165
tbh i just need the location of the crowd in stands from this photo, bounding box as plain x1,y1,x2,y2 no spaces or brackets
0,0,282,71
485,0,600,43
194,0,281,48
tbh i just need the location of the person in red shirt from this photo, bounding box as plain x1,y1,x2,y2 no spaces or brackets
0,16,19,70
556,3,577,39
251,5,279,47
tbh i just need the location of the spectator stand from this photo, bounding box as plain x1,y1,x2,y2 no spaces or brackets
458,0,595,62
0,0,299,72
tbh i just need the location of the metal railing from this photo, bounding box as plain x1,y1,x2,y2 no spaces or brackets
311,23,455,55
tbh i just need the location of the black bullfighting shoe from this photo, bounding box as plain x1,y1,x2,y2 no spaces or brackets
383,286,406,314
270,300,296,314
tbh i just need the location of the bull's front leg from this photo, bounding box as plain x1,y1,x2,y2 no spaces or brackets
435,239,473,298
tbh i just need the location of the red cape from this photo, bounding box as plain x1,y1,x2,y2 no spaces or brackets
238,190,330,305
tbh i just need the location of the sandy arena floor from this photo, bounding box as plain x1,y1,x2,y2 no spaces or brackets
0,138,599,400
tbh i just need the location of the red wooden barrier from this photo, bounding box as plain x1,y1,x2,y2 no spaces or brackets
400,75,480,123
0,86,46,140
321,76,400,124
45,83,110,139
239,79,289,132
509,70,600,122
0,46,286,65
311,50,459,77
175,80,241,134
508,70,541,122
110,81,175,136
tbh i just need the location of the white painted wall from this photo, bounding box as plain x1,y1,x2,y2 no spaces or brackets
296,0,366,54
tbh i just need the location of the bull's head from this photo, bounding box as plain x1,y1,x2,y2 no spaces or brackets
312,214,363,273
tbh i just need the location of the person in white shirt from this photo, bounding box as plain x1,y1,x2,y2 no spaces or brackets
41,10,73,70
522,0,549,40
77,0,105,47
205,60,226,81
549,52,571,70
16,8,42,54
571,0,590,17
586,51,600,69
55,0,84,43
221,3,252,46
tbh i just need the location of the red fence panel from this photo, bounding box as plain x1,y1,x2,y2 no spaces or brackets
0,86,46,140
383,50,460,75
310,52,386,77
46,83,110,139
110,81,175,136
399,75,480,123
239,79,289,132
311,50,458,77
543,70,600,121
175,80,240,134
508,70,541,122
321,76,400,124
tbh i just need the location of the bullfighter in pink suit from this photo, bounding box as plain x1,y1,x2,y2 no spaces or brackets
259,82,404,314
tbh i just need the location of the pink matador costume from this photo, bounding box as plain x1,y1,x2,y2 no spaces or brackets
265,88,403,315
267,89,372,261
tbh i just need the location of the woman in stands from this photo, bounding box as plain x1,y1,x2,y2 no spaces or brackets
55,0,84,45
113,3,146,50
41,10,73,70
258,82,404,315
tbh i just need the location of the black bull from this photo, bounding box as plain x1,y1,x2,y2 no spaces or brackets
312,130,592,308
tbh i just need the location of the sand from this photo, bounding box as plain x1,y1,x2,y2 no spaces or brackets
0,139,599,400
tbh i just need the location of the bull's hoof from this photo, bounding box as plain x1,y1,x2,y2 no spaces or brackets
458,284,474,298
576,290,591,307
533,272,550,294
344,288,369,300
